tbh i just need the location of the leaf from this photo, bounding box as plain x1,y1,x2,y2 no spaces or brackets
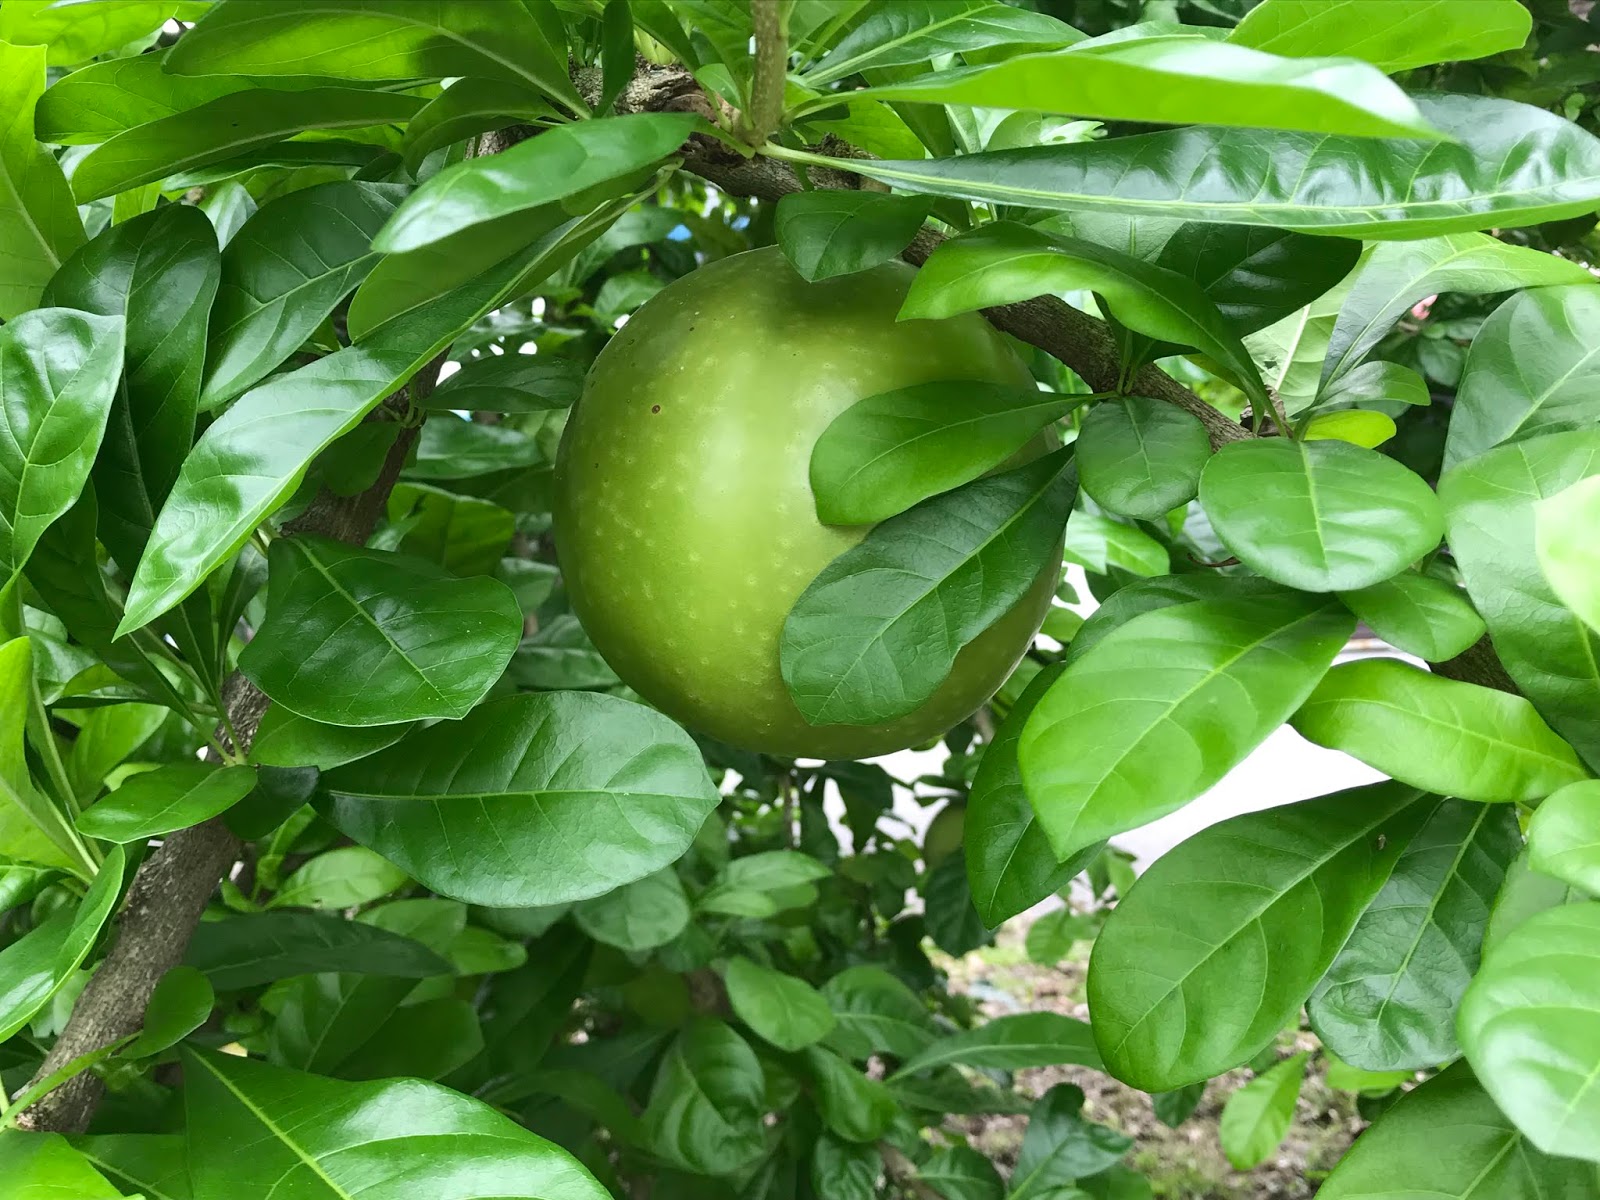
1442,430,1600,768
918,1145,1004,1200
723,849,833,890
1218,1053,1309,1170
1320,235,1590,394
809,381,1081,525
338,995,484,1082
321,692,719,906
77,764,258,844
1302,410,1397,449
376,114,699,254
1486,851,1587,957
966,663,1103,926
183,1049,608,1200
0,41,83,318
572,870,690,951
1528,782,1600,896
923,853,990,956
805,1046,898,1143
1291,659,1590,803
723,957,837,1052
1538,475,1600,637
70,1134,189,1200
804,0,1081,84
69,88,423,203
127,966,214,1059
821,965,936,1061
827,95,1600,238
238,536,521,728
811,1135,879,1200
1087,782,1429,1091
1317,361,1431,415
0,1132,120,1198
1337,572,1486,663
782,448,1073,726
834,37,1436,139
1318,1060,1593,1199
249,706,413,771
775,191,933,283
0,310,124,590
409,416,544,480
904,222,1266,406
1308,799,1521,1071
1246,268,1358,416
0,639,80,871
643,1020,768,1175
510,614,620,691
33,52,248,145
1026,908,1097,964
184,911,452,991
1020,590,1352,861
423,354,584,413
1229,0,1530,73
168,0,585,112
1009,1084,1132,1199
272,846,409,911
1076,398,1211,521
1061,511,1169,579
201,182,406,407
401,78,556,171
1459,903,1600,1163
892,1012,1101,1078
386,482,516,578
1200,439,1444,592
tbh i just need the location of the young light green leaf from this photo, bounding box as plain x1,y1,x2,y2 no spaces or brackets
401,78,557,171
77,764,258,844
573,870,690,951
1020,590,1353,862
804,0,1081,85
0,1,170,65
723,850,833,890
1246,265,1360,415
0,638,83,871
1230,0,1530,73
1486,852,1589,956
1537,475,1600,635
782,449,1071,726
642,1020,768,1175
809,381,1079,525
775,191,933,283
1076,397,1210,520
1061,511,1169,578
184,912,452,991
1309,799,1520,1071
892,1012,1101,1078
1200,439,1444,592
723,957,837,1052
321,692,719,907
1527,782,1600,898
1219,1053,1310,1170
126,966,215,1059
1338,572,1486,663
0,41,83,318
272,846,410,911
1302,409,1397,449
249,706,413,771
1009,1083,1131,1199
1292,659,1591,804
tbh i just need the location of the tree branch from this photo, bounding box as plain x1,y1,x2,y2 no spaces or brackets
744,0,786,146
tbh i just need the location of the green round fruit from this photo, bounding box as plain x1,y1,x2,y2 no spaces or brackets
553,246,1057,758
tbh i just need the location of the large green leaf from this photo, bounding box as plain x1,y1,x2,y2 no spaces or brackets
69,88,424,203
821,965,937,1061
1528,782,1600,896
271,846,409,911
1442,430,1600,769
0,41,83,318
1218,1053,1309,1170
66,1134,188,1200
806,1045,898,1143
892,1012,1101,1078
572,869,690,950
811,1136,879,1200
202,182,406,407
77,764,258,844
642,1020,768,1175
167,0,585,113
238,536,521,727
321,692,719,906
814,95,1600,238
1539,475,1600,636
1009,1084,1131,1199
1076,397,1211,521
184,911,452,991
827,37,1436,139
1319,1061,1594,1199
903,222,1266,406
1088,782,1429,1091
1293,659,1591,803
33,52,248,145
250,707,413,770
0,638,81,871
1229,0,1530,73
183,1049,608,1199
1459,903,1600,1163
1019,590,1352,861
723,956,837,1052
1337,572,1486,663
1446,285,1600,470
400,78,557,171
781,449,1072,726
775,190,933,283
1308,798,1521,1070
0,1132,120,1198
1199,439,1444,592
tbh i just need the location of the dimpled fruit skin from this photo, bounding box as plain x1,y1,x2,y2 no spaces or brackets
553,246,1058,759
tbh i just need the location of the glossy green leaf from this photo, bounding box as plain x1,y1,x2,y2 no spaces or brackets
1020,590,1352,861
1459,902,1600,1163
782,448,1072,725
1009,1083,1131,1199
385,482,516,578
1061,511,1169,578
376,114,699,254
1528,782,1600,896
338,995,483,1082
1230,0,1530,72
1309,798,1521,1070
1200,439,1443,592
904,223,1266,406
1076,397,1210,520
185,911,452,991
821,965,937,1061
1486,851,1589,955
1316,361,1431,415
1442,430,1600,768
573,870,690,951
967,663,1103,926
775,190,933,283
822,95,1600,238
184,1049,608,1200
1292,659,1591,803
202,182,406,407
1318,1060,1594,1199
69,1134,189,1200
68,702,166,801
0,638,82,871
0,41,83,318
127,966,215,1059
1218,1053,1309,1170
249,706,413,770
0,1131,120,1197
1303,409,1396,448
806,1045,898,1142
1246,266,1358,415
272,846,409,911
408,416,543,480
510,614,620,692
809,382,1080,525
32,52,249,145
77,764,258,844
322,691,719,906
1538,475,1600,636
892,1012,1101,1078
422,354,584,413
1088,782,1428,1091
401,78,556,171
724,956,837,1052
805,0,1081,85
643,1020,768,1175
239,536,520,727
1338,571,1486,663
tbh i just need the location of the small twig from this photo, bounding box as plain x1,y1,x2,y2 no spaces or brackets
878,1142,945,1200
744,0,787,146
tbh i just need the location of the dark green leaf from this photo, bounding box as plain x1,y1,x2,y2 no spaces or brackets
642,1020,768,1175
573,870,690,950
724,956,837,1051
249,706,413,770
1219,1053,1309,1170
337,996,484,1081
893,1012,1101,1078
0,41,83,317
423,354,585,413
77,764,258,844
1010,1084,1132,1199
127,966,215,1058
386,482,517,578
804,0,1081,85
923,853,990,956
510,615,621,691
775,190,933,282
409,416,544,480
401,79,557,171
811,1135,879,1200
1337,572,1486,663
1528,782,1600,895
917,1145,1004,1200
1076,397,1211,520
1229,0,1530,73
71,1134,190,1200
1151,1083,1206,1128
185,911,452,990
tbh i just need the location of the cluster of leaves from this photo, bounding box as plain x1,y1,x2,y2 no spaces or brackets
3,1,1600,1198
